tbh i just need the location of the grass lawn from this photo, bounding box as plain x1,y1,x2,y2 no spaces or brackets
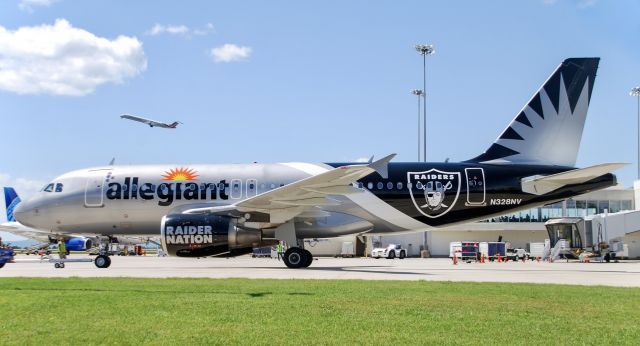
0,278,638,345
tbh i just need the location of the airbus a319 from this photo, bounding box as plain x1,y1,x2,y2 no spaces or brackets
14,58,622,269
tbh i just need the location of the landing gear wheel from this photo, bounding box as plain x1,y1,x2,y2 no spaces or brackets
388,251,396,259
303,249,313,268
283,248,307,269
95,255,111,268
54,263,60,268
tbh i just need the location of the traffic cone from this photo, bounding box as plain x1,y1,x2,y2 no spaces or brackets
452,254,457,265
481,254,485,263
536,256,540,262
497,254,501,263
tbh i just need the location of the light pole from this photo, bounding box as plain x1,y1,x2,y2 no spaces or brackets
631,86,640,179
415,44,435,162
411,89,424,161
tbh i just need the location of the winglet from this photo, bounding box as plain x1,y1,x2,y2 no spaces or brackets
369,153,396,179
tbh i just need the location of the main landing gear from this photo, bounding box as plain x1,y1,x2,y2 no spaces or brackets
283,247,313,269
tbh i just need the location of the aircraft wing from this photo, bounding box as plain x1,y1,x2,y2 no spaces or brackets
0,222,52,242
183,154,396,223
521,163,626,195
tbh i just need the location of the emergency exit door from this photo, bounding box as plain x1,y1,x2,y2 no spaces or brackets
465,168,485,206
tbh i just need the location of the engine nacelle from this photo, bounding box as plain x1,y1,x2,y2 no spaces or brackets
160,214,263,257
65,237,93,251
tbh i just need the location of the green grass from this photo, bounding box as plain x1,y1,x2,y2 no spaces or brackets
0,278,638,345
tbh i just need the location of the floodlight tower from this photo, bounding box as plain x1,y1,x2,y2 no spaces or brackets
411,89,424,161
631,86,640,179
415,44,435,162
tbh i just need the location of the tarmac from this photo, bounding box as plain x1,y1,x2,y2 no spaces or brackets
2,255,640,287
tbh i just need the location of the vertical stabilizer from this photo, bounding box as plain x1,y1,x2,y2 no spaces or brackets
3,187,20,222
467,58,599,166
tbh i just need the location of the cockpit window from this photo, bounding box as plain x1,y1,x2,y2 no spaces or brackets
55,183,64,192
43,183,54,192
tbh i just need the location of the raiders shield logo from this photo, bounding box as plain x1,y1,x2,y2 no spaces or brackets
407,169,461,218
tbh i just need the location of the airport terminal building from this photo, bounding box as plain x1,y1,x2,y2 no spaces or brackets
306,184,640,259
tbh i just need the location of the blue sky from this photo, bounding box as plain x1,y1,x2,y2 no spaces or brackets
0,0,639,200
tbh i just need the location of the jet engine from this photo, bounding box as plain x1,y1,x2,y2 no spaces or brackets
160,214,270,257
65,237,93,251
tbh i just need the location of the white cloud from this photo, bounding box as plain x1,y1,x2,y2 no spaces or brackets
210,43,252,63
147,24,189,36
18,0,58,12
147,23,215,37
353,157,370,163
0,19,147,96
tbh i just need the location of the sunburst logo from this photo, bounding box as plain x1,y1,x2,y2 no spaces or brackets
162,167,199,181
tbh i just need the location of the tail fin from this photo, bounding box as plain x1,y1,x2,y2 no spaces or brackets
3,187,20,222
467,58,600,166
169,122,180,128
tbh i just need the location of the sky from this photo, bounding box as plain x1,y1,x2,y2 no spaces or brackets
0,0,639,235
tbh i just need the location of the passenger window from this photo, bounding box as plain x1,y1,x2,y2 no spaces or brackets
367,182,373,189
270,183,276,189
377,182,383,190
43,183,54,192
55,183,64,192
260,183,266,190
387,182,393,190
358,182,364,189
416,182,423,189
217,183,225,191
397,182,403,190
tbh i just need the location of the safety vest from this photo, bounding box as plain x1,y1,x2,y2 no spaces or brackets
277,244,283,252
58,241,67,254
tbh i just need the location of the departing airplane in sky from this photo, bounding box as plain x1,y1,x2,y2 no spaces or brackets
14,58,623,269
120,114,181,128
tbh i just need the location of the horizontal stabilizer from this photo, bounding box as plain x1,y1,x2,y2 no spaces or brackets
521,163,626,195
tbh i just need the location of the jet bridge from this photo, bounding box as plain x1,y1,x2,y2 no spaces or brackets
545,210,640,260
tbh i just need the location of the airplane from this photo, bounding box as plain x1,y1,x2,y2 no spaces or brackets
120,114,181,128
0,187,152,255
14,57,623,269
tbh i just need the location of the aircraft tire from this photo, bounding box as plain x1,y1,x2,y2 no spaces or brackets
95,255,111,268
302,249,313,268
283,248,306,269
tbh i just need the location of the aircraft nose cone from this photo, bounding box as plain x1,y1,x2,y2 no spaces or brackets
13,202,32,226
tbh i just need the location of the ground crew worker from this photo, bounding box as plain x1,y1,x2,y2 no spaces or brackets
276,241,284,261
58,239,67,260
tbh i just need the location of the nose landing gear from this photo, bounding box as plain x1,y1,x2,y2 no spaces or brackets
94,254,111,268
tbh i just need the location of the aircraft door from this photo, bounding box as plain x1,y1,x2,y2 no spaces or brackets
230,179,242,199
465,168,486,206
84,169,110,207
